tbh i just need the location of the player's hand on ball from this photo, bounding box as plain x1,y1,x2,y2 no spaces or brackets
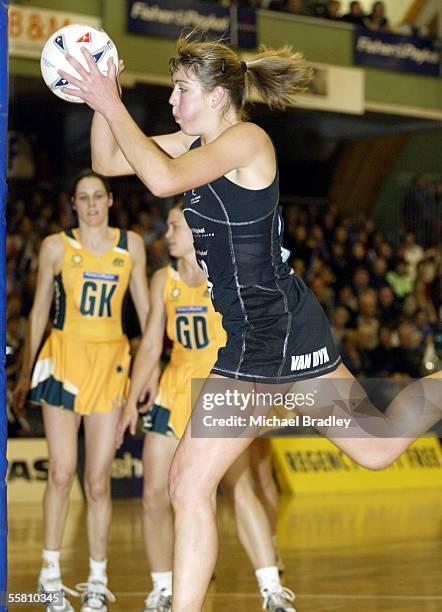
59,47,121,115
115,404,138,449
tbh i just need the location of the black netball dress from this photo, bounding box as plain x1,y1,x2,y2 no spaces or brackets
183,138,341,384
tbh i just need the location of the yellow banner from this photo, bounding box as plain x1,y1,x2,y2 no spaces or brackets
272,436,442,494
7,438,83,503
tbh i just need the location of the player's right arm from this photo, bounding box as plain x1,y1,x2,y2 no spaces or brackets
116,266,168,447
12,234,63,416
91,112,194,176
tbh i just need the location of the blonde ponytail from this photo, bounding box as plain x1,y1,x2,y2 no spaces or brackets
245,45,313,111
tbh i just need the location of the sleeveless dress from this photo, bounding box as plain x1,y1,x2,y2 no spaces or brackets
142,262,226,438
183,138,341,384
30,228,132,414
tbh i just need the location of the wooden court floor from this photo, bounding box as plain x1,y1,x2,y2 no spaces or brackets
7,489,442,611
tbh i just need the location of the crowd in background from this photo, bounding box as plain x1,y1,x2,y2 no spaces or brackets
215,0,430,37
7,181,441,415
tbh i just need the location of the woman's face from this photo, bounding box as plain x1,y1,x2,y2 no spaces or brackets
169,67,213,136
165,208,194,258
73,177,112,227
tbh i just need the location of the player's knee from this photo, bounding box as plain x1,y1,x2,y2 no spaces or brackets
142,481,170,515
354,445,395,471
84,476,109,503
168,464,210,511
168,463,188,510
48,466,76,492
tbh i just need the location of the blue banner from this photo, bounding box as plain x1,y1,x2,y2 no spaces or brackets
354,28,441,77
127,0,257,49
0,1,8,606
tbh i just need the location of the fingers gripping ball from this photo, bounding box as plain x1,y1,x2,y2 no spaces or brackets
40,24,118,103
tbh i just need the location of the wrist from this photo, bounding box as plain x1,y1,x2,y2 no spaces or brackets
103,98,125,122
125,399,137,412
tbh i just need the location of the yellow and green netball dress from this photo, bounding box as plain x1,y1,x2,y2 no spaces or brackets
30,229,132,414
143,263,226,439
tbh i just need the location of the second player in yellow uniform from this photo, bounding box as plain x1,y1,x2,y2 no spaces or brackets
143,260,226,438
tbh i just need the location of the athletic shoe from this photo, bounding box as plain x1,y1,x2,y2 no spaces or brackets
143,588,172,612
76,580,116,611
38,576,78,611
262,586,296,612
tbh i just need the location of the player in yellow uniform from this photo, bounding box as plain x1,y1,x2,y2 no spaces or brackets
117,207,293,612
13,170,150,612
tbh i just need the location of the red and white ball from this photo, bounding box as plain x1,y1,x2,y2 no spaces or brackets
40,24,118,103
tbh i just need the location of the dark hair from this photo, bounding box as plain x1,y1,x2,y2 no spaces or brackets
71,169,111,200
169,31,312,117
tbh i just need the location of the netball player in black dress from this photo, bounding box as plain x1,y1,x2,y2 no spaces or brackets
60,35,440,612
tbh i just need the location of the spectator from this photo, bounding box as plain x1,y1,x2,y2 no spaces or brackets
377,285,401,325
376,241,394,267
356,325,376,374
370,257,388,289
370,325,400,377
352,266,371,296
329,242,350,286
357,289,379,341
331,305,350,344
288,224,311,262
386,258,414,300
413,280,437,322
364,1,389,31
269,0,306,14
292,257,306,278
337,285,358,325
309,274,335,316
326,0,341,20
340,330,364,376
396,321,423,378
311,1,328,18
341,1,365,26
348,241,368,276
333,224,350,249
401,231,424,279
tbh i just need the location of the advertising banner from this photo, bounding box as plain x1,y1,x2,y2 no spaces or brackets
127,0,257,48
354,27,441,77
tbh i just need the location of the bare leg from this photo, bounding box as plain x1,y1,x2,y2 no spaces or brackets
249,438,278,534
142,432,178,572
221,451,275,570
168,375,256,612
83,407,122,561
42,405,81,550
168,368,441,610
290,365,441,470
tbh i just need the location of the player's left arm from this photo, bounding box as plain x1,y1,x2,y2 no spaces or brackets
127,231,149,332
58,50,269,197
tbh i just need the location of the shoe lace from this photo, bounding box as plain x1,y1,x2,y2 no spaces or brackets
76,581,116,604
263,586,296,608
40,577,79,598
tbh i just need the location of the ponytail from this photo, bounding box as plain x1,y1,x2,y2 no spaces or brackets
245,45,312,111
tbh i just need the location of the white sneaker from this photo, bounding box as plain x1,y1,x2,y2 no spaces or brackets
262,586,296,612
143,588,172,612
76,580,116,611
38,576,79,611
